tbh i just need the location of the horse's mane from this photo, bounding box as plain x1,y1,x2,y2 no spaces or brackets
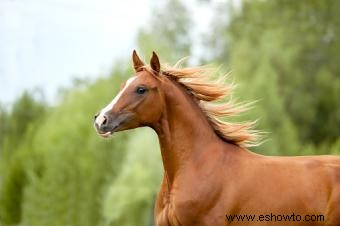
143,62,260,147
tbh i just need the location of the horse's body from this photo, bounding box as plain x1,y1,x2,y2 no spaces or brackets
94,51,340,226
156,153,340,226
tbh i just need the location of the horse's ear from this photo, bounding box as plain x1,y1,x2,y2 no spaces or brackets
132,50,144,72
150,51,161,74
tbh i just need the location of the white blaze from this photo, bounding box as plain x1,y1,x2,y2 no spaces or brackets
95,76,137,126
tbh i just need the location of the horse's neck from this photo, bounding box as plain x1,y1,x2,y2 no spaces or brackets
152,80,224,184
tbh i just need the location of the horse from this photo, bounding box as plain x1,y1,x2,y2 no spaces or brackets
94,50,340,226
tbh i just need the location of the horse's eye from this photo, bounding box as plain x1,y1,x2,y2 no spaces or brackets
136,86,147,95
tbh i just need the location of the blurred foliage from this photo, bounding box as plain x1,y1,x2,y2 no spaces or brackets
137,0,192,63
0,105,8,151
208,0,340,155
0,0,340,226
0,91,47,166
0,91,47,224
102,129,161,226
0,68,130,225
20,69,130,226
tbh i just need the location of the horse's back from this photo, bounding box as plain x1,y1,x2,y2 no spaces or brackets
219,153,340,226
278,155,340,225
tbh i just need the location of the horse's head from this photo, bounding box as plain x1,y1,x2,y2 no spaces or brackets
94,50,164,137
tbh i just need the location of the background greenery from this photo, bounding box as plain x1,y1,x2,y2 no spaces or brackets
0,0,339,225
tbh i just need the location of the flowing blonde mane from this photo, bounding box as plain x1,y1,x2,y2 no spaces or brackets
143,62,260,147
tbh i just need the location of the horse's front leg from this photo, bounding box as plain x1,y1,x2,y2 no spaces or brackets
154,175,172,226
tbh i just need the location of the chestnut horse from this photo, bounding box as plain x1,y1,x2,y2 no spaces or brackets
94,50,340,226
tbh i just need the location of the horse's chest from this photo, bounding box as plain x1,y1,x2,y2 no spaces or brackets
156,201,195,226
154,200,175,226
155,190,209,226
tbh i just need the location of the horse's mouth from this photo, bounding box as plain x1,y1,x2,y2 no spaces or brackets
98,131,113,138
97,123,121,138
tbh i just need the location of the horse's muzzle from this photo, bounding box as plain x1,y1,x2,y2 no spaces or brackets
94,112,131,137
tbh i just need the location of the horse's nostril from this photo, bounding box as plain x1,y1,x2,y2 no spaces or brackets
102,115,108,125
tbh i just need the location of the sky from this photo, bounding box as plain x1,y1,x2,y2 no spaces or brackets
0,0,221,105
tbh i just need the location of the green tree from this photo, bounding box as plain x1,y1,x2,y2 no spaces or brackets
20,69,129,226
1,91,47,164
137,0,192,63
207,0,340,154
102,129,162,226
0,91,47,225
0,104,9,150
0,67,130,226
0,104,9,178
